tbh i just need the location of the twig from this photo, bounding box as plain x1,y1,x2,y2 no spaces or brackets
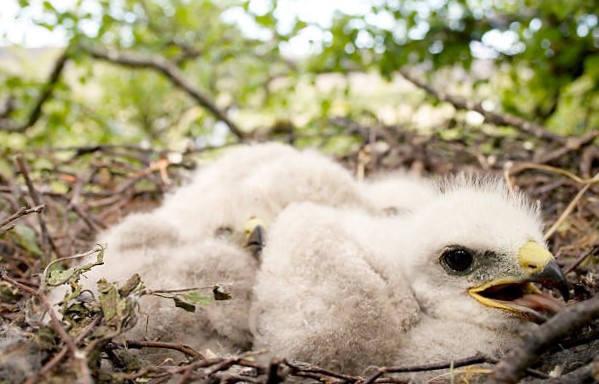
398,68,564,142
526,364,594,384
15,154,60,263
0,47,70,132
124,340,204,360
361,353,490,384
507,163,599,185
40,246,104,291
284,359,359,382
535,130,599,164
502,164,599,240
79,45,246,140
492,295,599,384
0,205,44,234
563,244,599,274
0,267,93,384
543,183,592,241
26,315,102,384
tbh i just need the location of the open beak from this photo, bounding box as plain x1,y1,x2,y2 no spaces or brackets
469,241,569,323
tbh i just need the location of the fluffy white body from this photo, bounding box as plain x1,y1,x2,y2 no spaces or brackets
61,143,383,356
151,143,374,242
55,143,563,374
250,177,551,373
359,171,438,214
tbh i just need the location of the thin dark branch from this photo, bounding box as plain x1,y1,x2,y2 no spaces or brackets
284,359,359,382
492,295,599,384
79,45,246,141
535,130,599,164
0,267,93,384
398,68,565,142
124,340,204,360
563,244,599,274
0,47,70,132
15,154,60,263
362,353,490,384
26,315,102,384
525,356,599,384
0,205,44,234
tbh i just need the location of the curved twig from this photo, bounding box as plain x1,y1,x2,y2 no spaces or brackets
79,45,246,141
0,47,70,133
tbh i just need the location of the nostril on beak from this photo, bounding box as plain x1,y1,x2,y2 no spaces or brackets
517,241,554,276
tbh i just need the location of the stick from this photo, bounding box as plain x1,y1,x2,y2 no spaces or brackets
80,45,246,141
15,154,60,263
398,68,564,142
0,267,93,384
492,295,599,384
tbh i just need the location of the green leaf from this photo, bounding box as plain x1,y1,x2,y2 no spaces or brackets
46,246,104,286
12,225,42,257
42,1,56,12
184,291,213,305
98,278,119,321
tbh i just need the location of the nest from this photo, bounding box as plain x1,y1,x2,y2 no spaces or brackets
0,124,598,383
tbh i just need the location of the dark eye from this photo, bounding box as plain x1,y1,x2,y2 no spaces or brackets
441,248,474,272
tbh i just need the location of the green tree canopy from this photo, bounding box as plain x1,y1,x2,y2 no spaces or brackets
0,0,597,149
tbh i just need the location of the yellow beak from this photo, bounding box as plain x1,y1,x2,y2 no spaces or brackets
468,241,569,322
517,241,555,276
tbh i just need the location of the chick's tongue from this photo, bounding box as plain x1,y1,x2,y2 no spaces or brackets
512,292,565,314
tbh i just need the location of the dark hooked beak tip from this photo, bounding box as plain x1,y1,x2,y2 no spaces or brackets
526,260,570,301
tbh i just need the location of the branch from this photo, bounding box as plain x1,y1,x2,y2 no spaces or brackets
361,353,491,384
0,267,93,384
123,340,204,360
0,47,70,133
525,356,599,384
284,359,360,383
25,315,102,384
79,45,246,141
15,154,60,263
0,205,44,235
398,68,565,142
492,295,599,384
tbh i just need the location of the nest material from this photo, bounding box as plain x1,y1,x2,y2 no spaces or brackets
0,126,598,384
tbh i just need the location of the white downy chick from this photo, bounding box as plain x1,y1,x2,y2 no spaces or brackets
153,142,375,242
250,176,569,375
56,143,377,361
360,171,437,214
72,217,256,356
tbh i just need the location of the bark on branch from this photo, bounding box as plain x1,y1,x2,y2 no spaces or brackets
492,295,599,384
79,45,246,140
0,47,70,133
398,68,565,142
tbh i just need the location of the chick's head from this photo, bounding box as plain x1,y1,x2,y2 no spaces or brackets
401,177,568,329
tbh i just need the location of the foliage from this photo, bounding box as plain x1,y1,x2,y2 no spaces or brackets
0,0,596,150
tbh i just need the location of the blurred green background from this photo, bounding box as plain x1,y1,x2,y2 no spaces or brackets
0,0,597,150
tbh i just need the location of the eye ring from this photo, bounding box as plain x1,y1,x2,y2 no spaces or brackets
440,247,474,273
